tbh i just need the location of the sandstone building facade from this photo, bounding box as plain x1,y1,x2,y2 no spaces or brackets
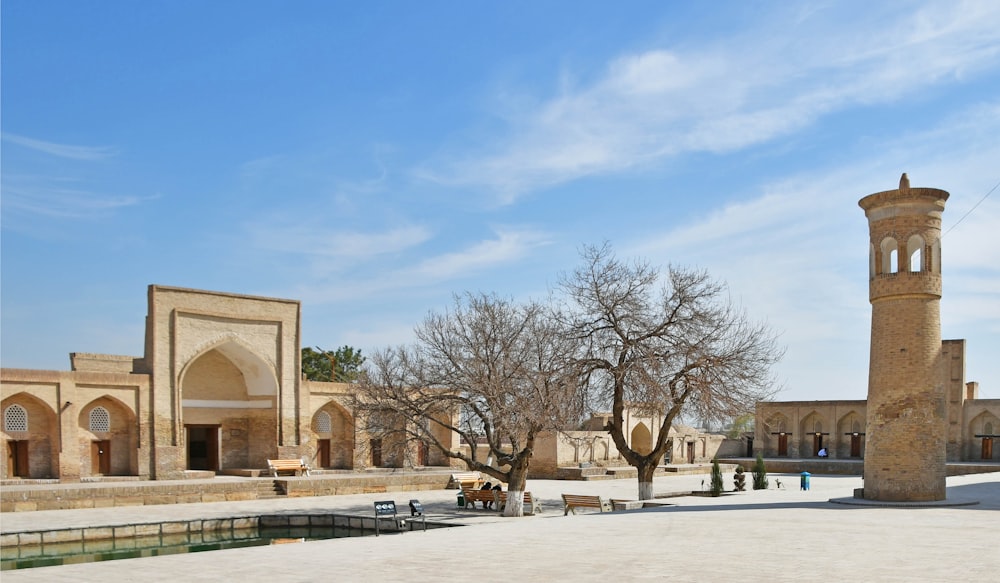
1,285,460,481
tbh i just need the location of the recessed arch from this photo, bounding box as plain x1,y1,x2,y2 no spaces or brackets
907,234,925,272
2,393,58,479
630,422,653,456
312,399,356,470
880,237,899,274
78,395,138,477
181,337,278,397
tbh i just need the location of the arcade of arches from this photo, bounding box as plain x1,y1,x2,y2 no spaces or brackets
755,340,999,462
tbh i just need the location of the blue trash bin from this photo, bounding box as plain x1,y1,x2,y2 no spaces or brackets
800,471,811,491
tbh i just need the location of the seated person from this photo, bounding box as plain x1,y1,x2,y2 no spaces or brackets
481,482,493,509
817,447,828,458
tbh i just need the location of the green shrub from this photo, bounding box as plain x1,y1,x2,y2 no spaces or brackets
752,453,768,490
733,465,746,491
710,458,724,496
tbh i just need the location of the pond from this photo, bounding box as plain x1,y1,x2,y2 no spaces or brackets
2,522,450,571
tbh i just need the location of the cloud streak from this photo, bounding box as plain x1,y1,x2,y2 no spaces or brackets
422,1,1000,202
2,133,118,160
1,176,150,224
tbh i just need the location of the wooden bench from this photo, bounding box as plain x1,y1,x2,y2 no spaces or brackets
267,458,311,477
449,471,484,489
561,494,612,515
461,487,498,509
494,490,542,515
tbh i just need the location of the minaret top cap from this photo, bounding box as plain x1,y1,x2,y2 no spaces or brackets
858,173,949,212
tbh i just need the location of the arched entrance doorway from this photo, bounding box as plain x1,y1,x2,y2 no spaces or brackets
180,341,278,472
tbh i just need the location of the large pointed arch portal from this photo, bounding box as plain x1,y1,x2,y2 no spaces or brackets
180,340,278,471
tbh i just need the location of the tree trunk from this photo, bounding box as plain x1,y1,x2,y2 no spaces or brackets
503,460,529,517
637,461,657,500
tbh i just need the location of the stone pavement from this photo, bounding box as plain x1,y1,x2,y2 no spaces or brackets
2,471,998,582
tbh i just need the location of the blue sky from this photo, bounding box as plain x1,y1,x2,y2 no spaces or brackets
2,1,998,402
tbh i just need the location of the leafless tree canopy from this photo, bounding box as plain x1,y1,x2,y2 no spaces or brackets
356,292,581,516
558,243,783,497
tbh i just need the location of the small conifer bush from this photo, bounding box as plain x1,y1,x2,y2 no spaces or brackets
733,465,746,491
710,458,724,496
752,452,768,490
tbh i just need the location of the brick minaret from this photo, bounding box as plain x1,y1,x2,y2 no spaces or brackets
858,174,949,501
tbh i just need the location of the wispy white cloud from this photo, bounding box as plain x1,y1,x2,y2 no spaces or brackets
1,175,151,223
249,223,432,259
2,133,118,160
407,227,550,280
280,226,552,305
421,1,1000,203
626,100,1000,397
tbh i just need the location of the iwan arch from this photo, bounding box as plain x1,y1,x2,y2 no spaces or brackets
1,285,458,481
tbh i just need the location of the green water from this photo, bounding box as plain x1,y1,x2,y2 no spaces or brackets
2,524,418,571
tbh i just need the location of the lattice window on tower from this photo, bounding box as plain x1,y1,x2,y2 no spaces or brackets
869,243,876,279
931,239,941,273
316,411,332,433
881,237,899,274
89,406,110,433
907,234,924,272
4,404,28,432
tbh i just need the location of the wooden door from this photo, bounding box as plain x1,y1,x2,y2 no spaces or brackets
983,437,994,460
813,435,824,456
318,439,331,468
370,439,382,467
686,441,695,464
418,442,429,466
91,440,111,475
7,440,29,478
778,434,788,456
850,434,862,457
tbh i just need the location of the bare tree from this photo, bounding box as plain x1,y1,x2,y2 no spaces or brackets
559,243,783,500
356,292,582,517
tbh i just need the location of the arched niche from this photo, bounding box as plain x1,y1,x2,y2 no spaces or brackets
630,422,653,456
880,237,899,274
1,393,58,479
907,234,925,272
312,399,356,469
78,395,138,477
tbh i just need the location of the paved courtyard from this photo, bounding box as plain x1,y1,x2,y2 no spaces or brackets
2,471,998,582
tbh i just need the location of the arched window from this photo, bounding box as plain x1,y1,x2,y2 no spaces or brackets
89,406,110,433
4,404,28,432
986,422,994,435
931,239,941,273
907,234,925,272
880,237,899,274
813,420,822,433
316,411,332,433
869,243,876,279
852,420,861,433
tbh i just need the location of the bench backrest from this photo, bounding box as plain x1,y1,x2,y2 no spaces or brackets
268,459,305,468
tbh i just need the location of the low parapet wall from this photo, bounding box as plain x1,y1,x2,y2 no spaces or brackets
1,471,454,513
721,458,999,476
